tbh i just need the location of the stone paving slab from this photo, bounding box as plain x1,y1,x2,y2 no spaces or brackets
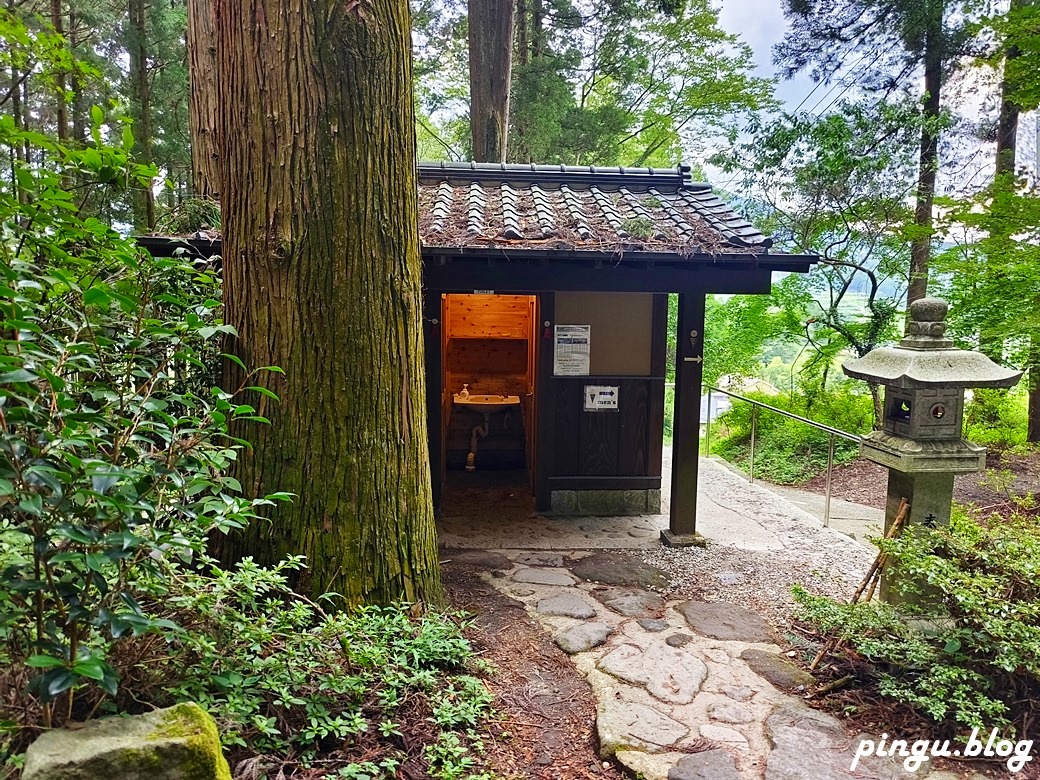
512,566,576,585
598,642,708,704
589,586,666,617
478,553,978,780
437,453,882,555
555,622,613,654
442,456,975,780
677,600,776,643
537,592,597,618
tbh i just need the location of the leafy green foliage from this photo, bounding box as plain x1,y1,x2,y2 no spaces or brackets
934,180,1040,376
710,387,872,483
157,558,492,775
514,0,775,165
963,388,1030,448
0,116,280,728
795,504,1040,733
719,102,918,399
702,295,788,388
413,0,774,165
984,0,1040,113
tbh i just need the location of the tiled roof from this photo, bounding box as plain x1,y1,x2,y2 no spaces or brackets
417,162,771,257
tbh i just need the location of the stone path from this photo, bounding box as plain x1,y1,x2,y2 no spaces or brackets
450,550,982,780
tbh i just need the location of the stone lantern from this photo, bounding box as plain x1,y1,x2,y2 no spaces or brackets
842,298,1022,601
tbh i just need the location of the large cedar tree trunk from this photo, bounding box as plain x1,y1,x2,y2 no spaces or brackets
50,0,67,144
69,8,86,144
128,0,155,230
211,0,441,605
907,17,942,305
187,0,220,199
468,0,515,161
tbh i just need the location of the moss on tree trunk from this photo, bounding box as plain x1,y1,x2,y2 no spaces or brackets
211,0,441,605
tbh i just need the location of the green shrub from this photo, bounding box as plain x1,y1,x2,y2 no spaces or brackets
0,114,283,738
710,385,872,483
0,32,495,780
795,504,1040,734
964,388,1029,448
663,384,675,444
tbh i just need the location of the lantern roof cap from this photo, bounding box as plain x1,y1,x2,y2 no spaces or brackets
842,298,1023,389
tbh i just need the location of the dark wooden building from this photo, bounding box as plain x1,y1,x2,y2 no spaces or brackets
139,162,816,545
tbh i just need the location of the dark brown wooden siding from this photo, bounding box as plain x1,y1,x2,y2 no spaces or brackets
551,376,664,479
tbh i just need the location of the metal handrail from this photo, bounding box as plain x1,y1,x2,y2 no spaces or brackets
699,385,863,527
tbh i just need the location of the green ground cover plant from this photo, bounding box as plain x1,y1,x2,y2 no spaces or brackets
795,502,1040,737
152,558,493,778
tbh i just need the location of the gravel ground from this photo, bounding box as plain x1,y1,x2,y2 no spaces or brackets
638,539,875,631
799,450,1040,510
638,457,879,630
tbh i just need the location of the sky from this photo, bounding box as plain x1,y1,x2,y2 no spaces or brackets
716,0,817,111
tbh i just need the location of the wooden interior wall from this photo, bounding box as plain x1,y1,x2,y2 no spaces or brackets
445,339,528,396
443,293,533,396
442,294,536,469
445,294,532,339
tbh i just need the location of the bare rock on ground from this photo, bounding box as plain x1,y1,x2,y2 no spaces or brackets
23,702,230,780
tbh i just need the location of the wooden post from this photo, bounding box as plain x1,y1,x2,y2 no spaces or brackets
535,293,556,511
662,292,706,547
423,289,443,511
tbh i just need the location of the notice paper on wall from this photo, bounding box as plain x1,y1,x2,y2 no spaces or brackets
553,324,591,376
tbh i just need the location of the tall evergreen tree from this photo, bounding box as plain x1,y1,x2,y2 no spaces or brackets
467,0,514,161
187,0,219,199
777,0,975,303
210,0,441,605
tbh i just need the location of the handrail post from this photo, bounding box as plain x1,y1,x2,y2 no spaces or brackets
749,404,757,483
824,433,835,527
704,388,711,458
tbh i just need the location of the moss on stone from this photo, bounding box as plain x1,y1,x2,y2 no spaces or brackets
148,703,232,780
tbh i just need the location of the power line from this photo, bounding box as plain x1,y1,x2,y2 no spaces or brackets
715,1,942,198
807,0,939,117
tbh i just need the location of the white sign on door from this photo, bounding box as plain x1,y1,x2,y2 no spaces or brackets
584,385,619,411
